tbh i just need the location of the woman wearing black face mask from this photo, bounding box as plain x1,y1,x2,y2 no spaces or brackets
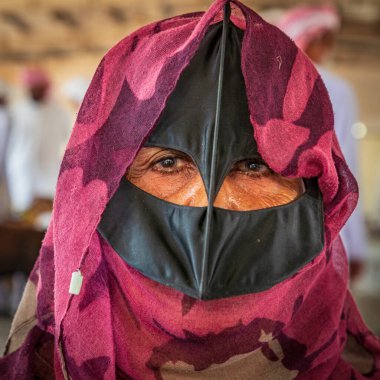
1,1,379,379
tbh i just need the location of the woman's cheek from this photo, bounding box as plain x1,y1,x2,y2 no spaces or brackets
225,176,303,209
129,171,204,202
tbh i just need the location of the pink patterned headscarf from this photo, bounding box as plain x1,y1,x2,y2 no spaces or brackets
1,1,379,379
277,5,341,50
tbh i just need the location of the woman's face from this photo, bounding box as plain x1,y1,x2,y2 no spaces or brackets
127,147,304,211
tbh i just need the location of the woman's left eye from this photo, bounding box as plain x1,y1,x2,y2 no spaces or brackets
232,159,271,176
245,161,264,171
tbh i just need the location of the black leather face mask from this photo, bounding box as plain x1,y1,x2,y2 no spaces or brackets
98,8,325,300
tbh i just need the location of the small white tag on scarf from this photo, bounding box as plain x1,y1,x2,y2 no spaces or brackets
69,270,83,295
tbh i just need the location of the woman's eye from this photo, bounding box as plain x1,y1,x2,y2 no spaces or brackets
159,157,176,168
245,161,267,172
151,154,196,175
152,156,178,172
232,159,271,177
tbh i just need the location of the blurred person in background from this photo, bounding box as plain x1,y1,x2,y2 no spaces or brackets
0,80,11,222
62,75,90,115
277,5,369,281
0,71,68,316
0,79,12,316
6,68,71,227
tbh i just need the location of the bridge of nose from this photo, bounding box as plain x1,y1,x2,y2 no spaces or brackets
145,21,258,203
173,169,238,208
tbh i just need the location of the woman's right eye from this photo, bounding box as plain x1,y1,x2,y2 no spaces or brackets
151,155,195,175
158,157,176,168
151,156,178,172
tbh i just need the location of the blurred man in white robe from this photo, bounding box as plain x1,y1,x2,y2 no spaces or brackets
277,5,368,280
6,68,71,217
62,75,90,113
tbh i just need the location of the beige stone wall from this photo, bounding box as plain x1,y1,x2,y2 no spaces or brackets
360,135,380,219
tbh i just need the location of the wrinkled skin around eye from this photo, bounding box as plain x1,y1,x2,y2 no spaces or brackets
126,147,305,211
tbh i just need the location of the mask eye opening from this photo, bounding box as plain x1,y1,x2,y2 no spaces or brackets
142,142,211,197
